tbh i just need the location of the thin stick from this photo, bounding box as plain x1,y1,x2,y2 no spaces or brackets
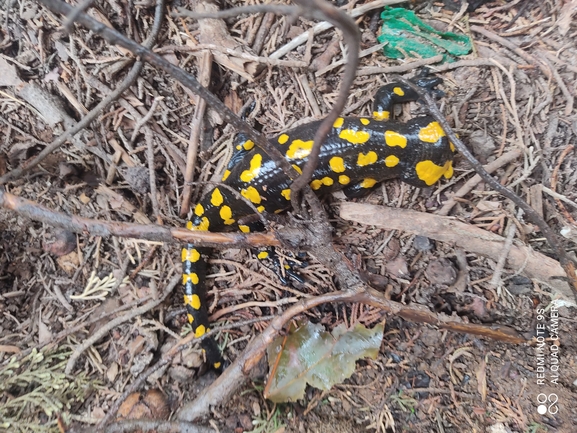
270,0,405,60
489,211,519,289
181,50,212,217
0,188,281,248
355,55,443,76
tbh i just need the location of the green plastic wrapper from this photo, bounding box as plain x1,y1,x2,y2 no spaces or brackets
377,7,472,62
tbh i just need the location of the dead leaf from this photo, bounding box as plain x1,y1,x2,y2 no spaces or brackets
106,362,119,383
265,322,384,402
56,251,80,275
0,57,22,87
79,193,91,204
38,317,53,346
385,256,409,278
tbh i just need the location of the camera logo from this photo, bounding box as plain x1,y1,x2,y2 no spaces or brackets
536,393,558,415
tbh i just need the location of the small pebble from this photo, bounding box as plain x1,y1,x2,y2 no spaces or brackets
413,235,433,252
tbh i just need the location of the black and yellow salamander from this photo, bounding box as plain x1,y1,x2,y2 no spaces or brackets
182,77,455,370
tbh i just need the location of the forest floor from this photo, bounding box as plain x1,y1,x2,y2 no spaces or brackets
1,0,576,432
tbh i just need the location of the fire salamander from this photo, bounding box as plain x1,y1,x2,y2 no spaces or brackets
182,77,455,370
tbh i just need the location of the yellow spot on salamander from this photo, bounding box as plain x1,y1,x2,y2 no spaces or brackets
393,86,405,96
418,121,445,143
257,205,265,213
281,189,291,200
385,155,399,167
211,188,224,206
450,142,456,152
186,221,193,230
220,205,235,225
385,130,407,148
197,216,210,231
444,161,454,179
361,178,377,188
183,273,200,286
278,134,289,145
191,293,201,309
239,224,250,233
240,153,263,183
339,175,350,185
310,177,334,190
243,140,255,151
182,248,201,263
373,110,390,120
415,160,454,186
222,169,231,181
213,361,221,369
241,186,261,204
339,129,370,144
357,151,378,167
195,324,206,338
194,204,204,217
286,139,314,159
360,118,370,125
187,313,194,323
329,156,345,173
258,251,269,259
292,164,302,174
333,117,344,128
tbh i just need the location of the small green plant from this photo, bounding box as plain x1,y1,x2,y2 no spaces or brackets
526,422,548,433
247,404,286,433
389,392,418,414
0,348,101,433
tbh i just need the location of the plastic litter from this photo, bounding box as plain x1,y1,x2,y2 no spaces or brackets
377,7,472,62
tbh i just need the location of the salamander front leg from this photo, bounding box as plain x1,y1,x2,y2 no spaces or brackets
372,76,443,120
239,219,306,285
256,247,306,285
221,133,256,182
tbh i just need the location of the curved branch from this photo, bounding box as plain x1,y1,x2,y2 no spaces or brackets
177,285,525,421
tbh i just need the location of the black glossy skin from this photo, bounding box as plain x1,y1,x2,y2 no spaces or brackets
182,79,455,370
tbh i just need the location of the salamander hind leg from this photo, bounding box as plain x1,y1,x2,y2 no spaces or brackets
341,178,381,199
239,219,305,285
256,247,306,285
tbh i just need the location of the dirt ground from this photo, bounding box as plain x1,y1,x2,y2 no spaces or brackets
1,0,576,432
